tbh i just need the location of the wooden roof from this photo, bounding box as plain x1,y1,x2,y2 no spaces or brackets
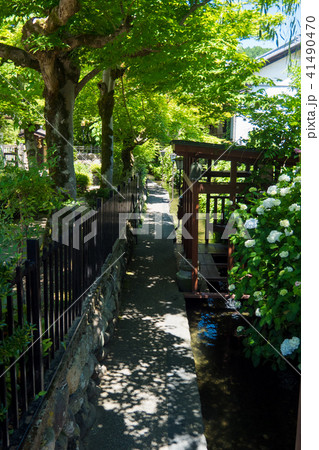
171,140,297,166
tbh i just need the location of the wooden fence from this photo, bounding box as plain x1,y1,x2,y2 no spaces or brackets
0,177,141,448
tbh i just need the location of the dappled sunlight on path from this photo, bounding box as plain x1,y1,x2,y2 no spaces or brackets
84,181,207,449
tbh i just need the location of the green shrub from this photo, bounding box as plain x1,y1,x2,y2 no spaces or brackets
75,172,91,193
0,162,66,261
84,187,110,208
90,162,101,175
228,165,301,371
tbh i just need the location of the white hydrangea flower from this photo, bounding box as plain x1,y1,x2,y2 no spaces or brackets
239,204,247,210
288,203,301,212
286,266,293,272
279,289,288,296
267,185,278,195
237,326,244,333
253,291,263,301
256,205,265,215
244,239,255,248
293,176,301,183
228,284,235,291
267,230,282,243
281,337,300,356
280,187,291,196
234,300,241,309
225,199,233,206
244,218,258,229
285,229,294,237
278,174,291,182
279,251,289,258
255,308,261,317
262,198,281,209
280,220,290,228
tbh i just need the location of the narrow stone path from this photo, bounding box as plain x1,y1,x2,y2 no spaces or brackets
83,181,207,449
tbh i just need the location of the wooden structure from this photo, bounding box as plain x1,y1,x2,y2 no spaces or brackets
171,140,297,293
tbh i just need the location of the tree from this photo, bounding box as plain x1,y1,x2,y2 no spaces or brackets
113,74,218,178
0,0,299,197
240,45,273,58
241,66,301,162
0,66,44,165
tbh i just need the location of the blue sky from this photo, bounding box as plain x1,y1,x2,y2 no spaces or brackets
241,4,301,49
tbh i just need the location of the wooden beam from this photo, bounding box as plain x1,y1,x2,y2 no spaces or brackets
204,171,252,178
184,292,230,300
197,183,248,194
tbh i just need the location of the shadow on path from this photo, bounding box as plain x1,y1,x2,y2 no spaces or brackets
84,182,207,449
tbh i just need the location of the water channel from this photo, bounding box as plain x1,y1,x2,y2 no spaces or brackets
186,298,300,450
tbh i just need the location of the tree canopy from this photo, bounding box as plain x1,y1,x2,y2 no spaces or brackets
0,0,300,196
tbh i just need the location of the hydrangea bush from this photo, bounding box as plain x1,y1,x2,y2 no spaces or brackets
228,166,301,370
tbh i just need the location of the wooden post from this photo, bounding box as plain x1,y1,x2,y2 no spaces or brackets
205,159,211,244
191,182,199,292
295,389,301,450
228,161,237,272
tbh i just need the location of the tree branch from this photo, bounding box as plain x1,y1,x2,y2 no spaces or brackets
75,68,102,98
0,43,40,71
24,0,80,37
179,0,212,26
65,16,132,50
127,47,162,58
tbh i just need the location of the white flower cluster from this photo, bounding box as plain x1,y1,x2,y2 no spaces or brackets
239,204,247,210
285,229,293,236
286,266,293,272
256,205,265,215
244,218,258,229
280,337,300,356
228,284,235,291
244,239,255,248
278,174,291,182
279,251,289,258
280,187,291,196
279,289,288,296
255,308,261,317
280,219,290,228
289,203,301,212
253,291,263,301
262,198,281,209
233,300,241,309
267,230,282,243
267,185,277,196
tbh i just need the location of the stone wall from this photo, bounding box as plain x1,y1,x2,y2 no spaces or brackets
22,226,135,450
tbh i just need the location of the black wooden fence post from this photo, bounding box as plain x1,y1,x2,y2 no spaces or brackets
96,198,102,272
27,239,44,394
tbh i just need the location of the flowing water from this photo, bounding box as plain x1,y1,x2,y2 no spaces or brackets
186,298,300,450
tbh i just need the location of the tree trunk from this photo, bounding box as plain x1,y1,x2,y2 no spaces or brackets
42,55,79,199
98,67,125,187
121,136,135,179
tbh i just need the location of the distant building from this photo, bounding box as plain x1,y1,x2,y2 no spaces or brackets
230,36,301,143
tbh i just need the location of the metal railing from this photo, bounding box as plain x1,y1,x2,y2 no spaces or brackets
0,177,141,448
